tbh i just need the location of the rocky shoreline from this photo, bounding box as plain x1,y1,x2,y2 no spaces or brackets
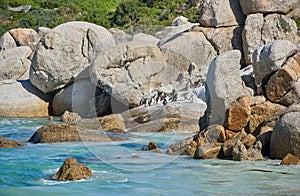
1,0,300,180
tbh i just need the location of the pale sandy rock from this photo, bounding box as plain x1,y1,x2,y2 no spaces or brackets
9,28,40,51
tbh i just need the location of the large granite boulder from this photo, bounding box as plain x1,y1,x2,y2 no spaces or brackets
159,31,216,74
270,112,300,159
265,53,300,105
90,41,180,107
243,13,298,65
52,78,98,117
252,40,297,93
205,50,249,126
239,0,298,15
199,0,246,27
30,21,115,93
0,80,50,117
28,124,124,143
52,158,92,181
9,28,40,51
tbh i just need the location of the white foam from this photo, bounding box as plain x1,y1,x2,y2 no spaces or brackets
39,177,92,185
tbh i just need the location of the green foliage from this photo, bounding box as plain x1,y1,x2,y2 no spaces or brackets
0,0,200,36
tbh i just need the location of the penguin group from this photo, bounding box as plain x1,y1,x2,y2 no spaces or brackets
139,89,178,107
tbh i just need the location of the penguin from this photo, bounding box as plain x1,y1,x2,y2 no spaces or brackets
163,98,167,106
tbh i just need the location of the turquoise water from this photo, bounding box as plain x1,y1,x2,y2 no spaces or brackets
0,118,299,196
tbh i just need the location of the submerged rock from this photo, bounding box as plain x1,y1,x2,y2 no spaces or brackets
0,136,26,148
28,124,124,143
52,158,92,181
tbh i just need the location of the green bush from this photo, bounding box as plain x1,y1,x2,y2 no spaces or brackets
0,0,200,36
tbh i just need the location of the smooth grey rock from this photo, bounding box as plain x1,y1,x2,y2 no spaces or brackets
157,23,196,46
52,77,98,117
0,58,29,81
90,41,174,107
0,46,32,60
0,32,17,50
30,21,115,93
199,0,246,27
109,28,132,44
270,112,300,159
205,50,249,126
132,33,160,45
160,31,216,75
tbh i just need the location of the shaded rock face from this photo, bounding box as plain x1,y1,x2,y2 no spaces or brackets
30,21,115,93
265,53,300,105
52,77,100,117
280,153,300,165
0,136,26,148
252,40,297,94
52,158,92,181
28,124,123,143
199,0,246,27
270,112,300,159
239,0,298,15
205,50,249,127
60,111,81,122
242,14,298,65
0,80,50,117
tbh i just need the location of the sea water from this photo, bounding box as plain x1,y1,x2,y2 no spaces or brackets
0,118,299,196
